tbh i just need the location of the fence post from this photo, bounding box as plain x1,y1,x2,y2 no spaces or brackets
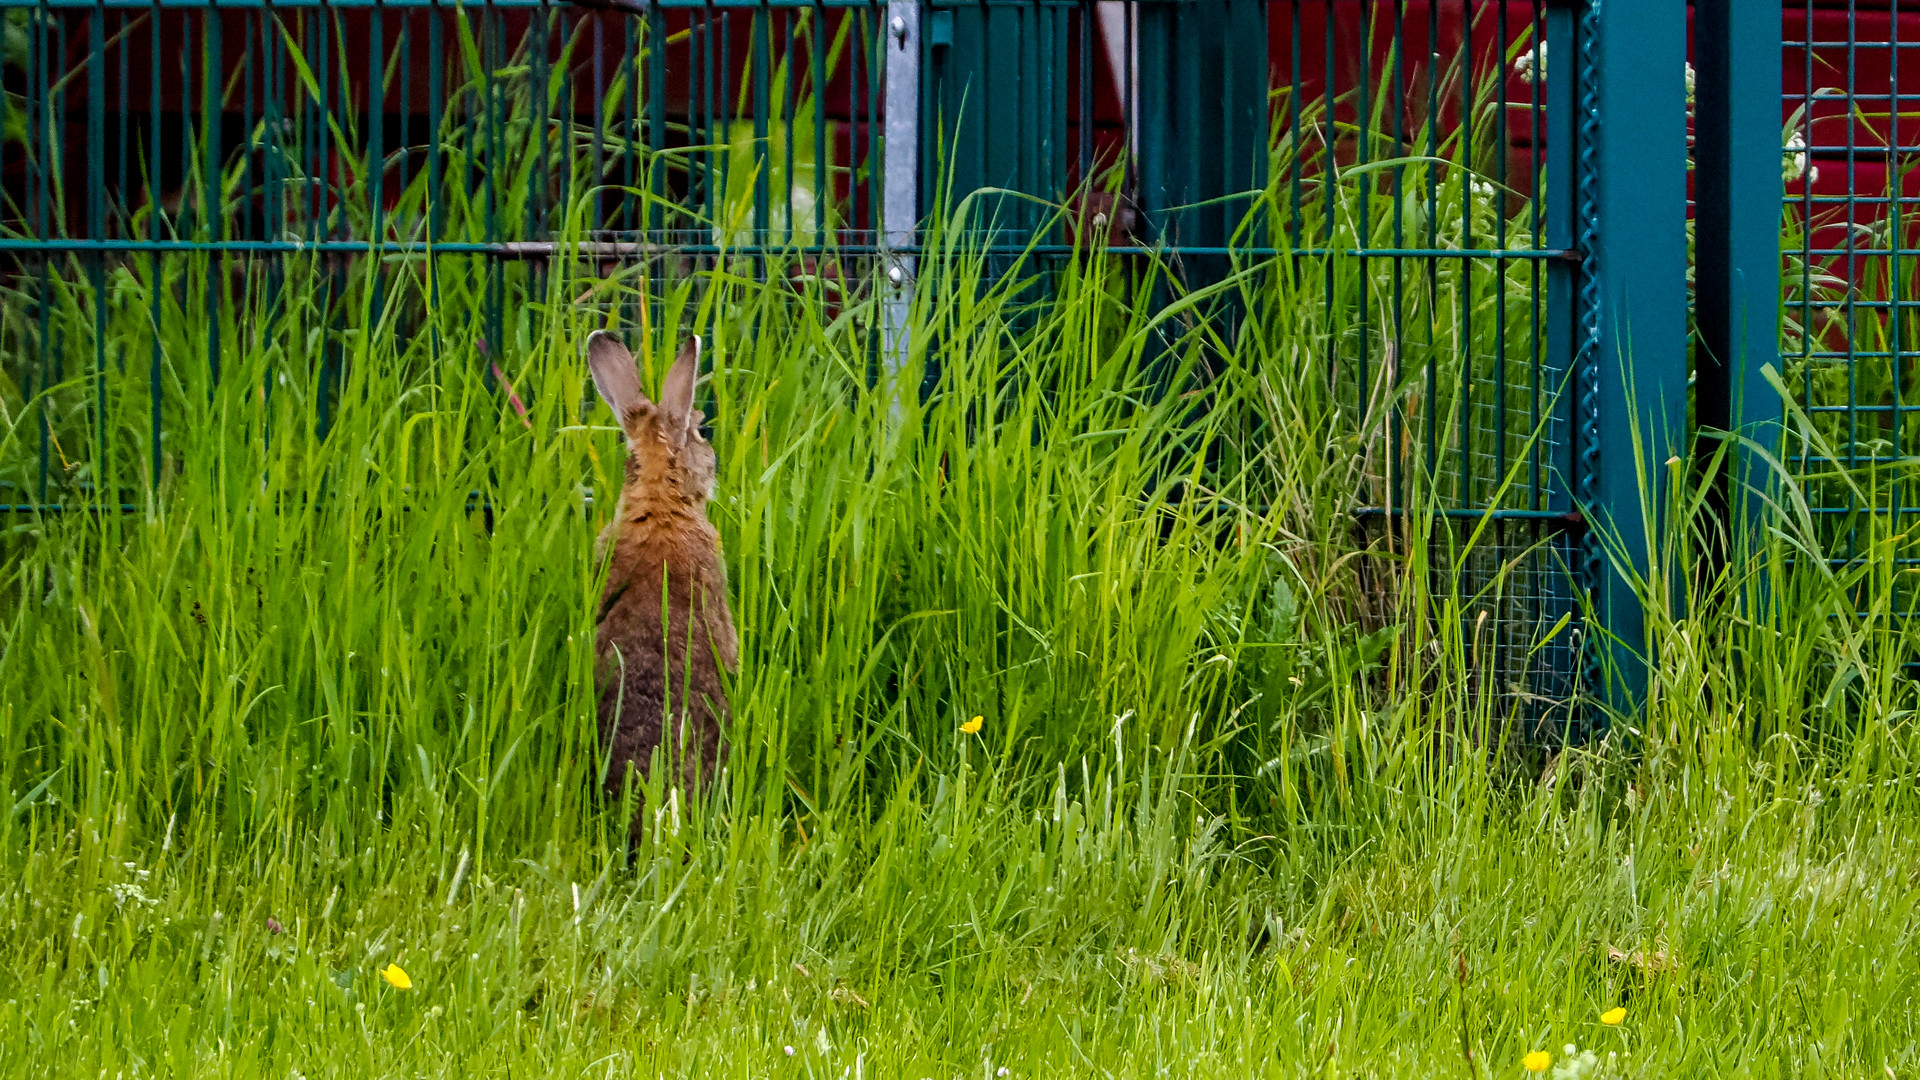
1579,0,1691,716
883,0,920,370
1131,0,1266,252
1693,0,1784,546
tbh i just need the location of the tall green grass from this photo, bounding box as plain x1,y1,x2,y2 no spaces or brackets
3,13,1920,1076
4,210,1920,1075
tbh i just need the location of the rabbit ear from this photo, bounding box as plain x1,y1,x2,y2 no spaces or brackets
585,330,649,422
659,336,701,436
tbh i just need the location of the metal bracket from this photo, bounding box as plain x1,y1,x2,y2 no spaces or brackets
882,0,919,372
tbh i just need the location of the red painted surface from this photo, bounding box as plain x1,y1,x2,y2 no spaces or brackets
6,1,1919,242
4,7,890,234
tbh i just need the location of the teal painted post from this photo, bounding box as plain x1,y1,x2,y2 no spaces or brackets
1582,0,1691,715
1693,0,1784,547
1131,0,1265,251
1130,0,1265,396
918,3,1067,239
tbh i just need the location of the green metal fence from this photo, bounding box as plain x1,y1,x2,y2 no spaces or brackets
0,0,908,515
0,0,1824,726
1777,2,1920,609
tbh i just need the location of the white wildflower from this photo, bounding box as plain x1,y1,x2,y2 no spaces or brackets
1514,41,1546,85
1685,62,1696,105
1785,132,1810,184
106,882,157,910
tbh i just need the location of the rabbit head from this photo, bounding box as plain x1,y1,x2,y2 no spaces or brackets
585,331,716,506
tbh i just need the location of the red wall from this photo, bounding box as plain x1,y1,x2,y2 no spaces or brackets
7,1,1919,239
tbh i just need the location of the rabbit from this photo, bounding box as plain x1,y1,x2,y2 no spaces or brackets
584,329,737,838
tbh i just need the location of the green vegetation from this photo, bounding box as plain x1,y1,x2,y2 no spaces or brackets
4,221,1920,1074
3,12,1920,1077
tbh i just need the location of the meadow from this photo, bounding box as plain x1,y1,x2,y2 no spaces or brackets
5,19,1920,1077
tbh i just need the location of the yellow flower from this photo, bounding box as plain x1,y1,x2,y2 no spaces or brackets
1523,1051,1551,1073
960,716,983,734
379,963,413,990
1600,1007,1626,1026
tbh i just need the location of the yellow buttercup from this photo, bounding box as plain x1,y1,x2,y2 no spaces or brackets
379,963,412,990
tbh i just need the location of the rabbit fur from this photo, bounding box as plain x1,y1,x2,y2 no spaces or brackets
585,330,737,836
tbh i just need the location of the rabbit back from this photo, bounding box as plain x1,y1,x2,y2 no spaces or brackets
595,525,735,822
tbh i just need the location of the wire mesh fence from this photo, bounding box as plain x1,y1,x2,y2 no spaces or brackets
1,0,1609,727
1780,1,1920,608
0,0,903,508
902,0,1587,730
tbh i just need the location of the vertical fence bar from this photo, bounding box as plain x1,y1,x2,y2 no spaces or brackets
780,10,794,246
149,0,163,494
117,8,129,240
812,0,826,241
428,1,444,374
1494,0,1510,502
558,6,573,237
618,7,634,234
590,11,604,230
484,0,503,371
1842,5,1858,551
203,7,221,390
305,11,320,240
1423,0,1439,486
429,5,444,241
90,1,109,490
882,0,917,370
1545,0,1574,523
704,9,717,232
1694,0,1784,548
263,7,281,442
863,11,878,241
1030,6,1043,248
1534,0,1582,733
1893,0,1912,590
397,10,411,233
370,2,388,328
316,8,338,437
753,3,770,249
1388,0,1407,513
646,5,664,235
1892,0,1909,581
29,0,45,506
1582,0,1690,715
1530,3,1549,514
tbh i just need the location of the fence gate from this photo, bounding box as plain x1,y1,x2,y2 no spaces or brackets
0,0,1833,727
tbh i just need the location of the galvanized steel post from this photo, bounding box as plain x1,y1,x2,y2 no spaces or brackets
882,0,919,371
1693,0,1785,546
1582,0,1692,716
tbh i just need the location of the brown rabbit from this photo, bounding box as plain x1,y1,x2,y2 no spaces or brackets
584,330,737,836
